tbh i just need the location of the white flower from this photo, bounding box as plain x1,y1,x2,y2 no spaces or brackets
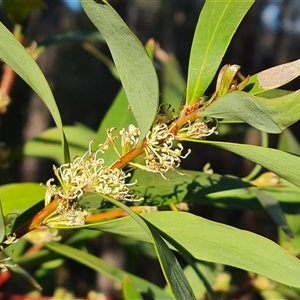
139,123,190,179
179,118,218,139
43,139,140,226
120,124,140,155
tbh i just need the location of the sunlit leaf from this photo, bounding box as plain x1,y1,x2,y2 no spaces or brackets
186,139,300,188
0,183,44,216
81,0,159,141
206,185,300,212
0,22,69,163
201,90,300,133
83,211,300,288
186,0,254,104
132,169,252,206
78,169,252,210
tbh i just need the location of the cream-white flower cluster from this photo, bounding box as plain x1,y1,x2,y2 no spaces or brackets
128,123,191,179
44,141,138,225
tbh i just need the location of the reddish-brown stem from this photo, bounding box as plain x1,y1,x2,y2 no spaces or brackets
85,206,145,223
14,198,59,239
110,144,145,169
0,65,16,97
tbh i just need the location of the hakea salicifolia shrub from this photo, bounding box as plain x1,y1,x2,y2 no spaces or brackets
43,108,218,226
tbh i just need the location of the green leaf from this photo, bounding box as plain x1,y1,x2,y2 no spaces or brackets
86,211,300,288
123,274,143,300
46,242,172,300
81,0,159,141
186,0,254,104
131,169,252,206
21,124,96,165
78,169,252,210
206,185,300,212
105,197,196,300
0,183,44,215
202,90,300,133
0,22,69,163
79,171,300,214
251,188,293,238
247,58,300,95
256,89,292,99
94,88,136,165
0,199,6,243
186,139,300,188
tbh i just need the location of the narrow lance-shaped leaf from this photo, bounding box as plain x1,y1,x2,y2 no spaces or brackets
0,22,69,162
186,0,254,104
83,211,300,288
186,139,300,188
201,90,300,133
81,0,159,141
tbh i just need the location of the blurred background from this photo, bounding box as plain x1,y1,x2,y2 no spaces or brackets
0,0,300,298
0,0,300,181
